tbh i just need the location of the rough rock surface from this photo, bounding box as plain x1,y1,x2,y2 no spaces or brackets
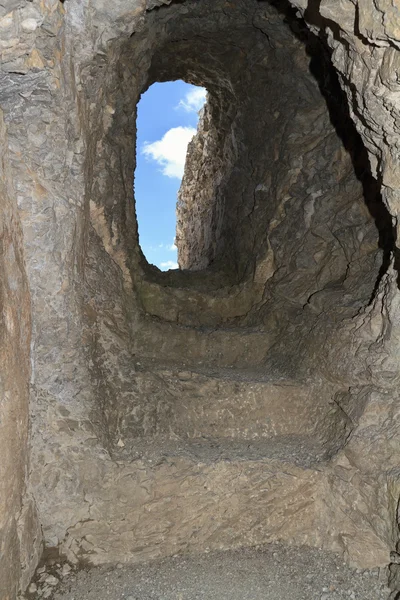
45,546,391,600
1,0,400,598
0,110,40,597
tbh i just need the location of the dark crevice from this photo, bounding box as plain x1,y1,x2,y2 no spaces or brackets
308,46,397,297
272,0,398,298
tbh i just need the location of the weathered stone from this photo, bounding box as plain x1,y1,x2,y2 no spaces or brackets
2,0,400,597
20,18,38,32
0,110,35,597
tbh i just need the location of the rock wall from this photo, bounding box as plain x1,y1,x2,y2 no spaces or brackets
0,0,94,593
0,111,38,597
1,0,400,596
176,102,223,271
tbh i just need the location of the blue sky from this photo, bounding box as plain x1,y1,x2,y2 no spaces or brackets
135,81,206,270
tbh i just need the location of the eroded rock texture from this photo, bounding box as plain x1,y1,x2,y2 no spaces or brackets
0,112,39,597
1,0,400,597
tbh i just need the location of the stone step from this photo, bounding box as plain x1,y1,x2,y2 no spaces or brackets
54,433,391,570
59,434,328,566
114,361,347,450
136,276,264,327
36,405,391,573
132,318,273,370
112,433,331,468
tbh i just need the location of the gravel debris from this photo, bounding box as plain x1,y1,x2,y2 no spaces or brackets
24,543,391,600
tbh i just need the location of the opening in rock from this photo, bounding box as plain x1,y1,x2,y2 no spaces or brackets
135,81,206,270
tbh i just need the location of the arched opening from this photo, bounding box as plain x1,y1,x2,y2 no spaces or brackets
85,0,393,437
135,80,206,270
78,0,394,473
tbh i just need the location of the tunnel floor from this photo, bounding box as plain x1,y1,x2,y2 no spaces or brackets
28,544,390,600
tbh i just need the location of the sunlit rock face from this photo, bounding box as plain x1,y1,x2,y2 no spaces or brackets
2,0,400,596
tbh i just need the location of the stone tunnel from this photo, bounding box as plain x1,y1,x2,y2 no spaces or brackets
2,0,400,598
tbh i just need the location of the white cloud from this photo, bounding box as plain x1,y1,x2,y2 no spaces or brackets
143,241,178,252
177,86,207,113
160,260,179,270
142,126,196,179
